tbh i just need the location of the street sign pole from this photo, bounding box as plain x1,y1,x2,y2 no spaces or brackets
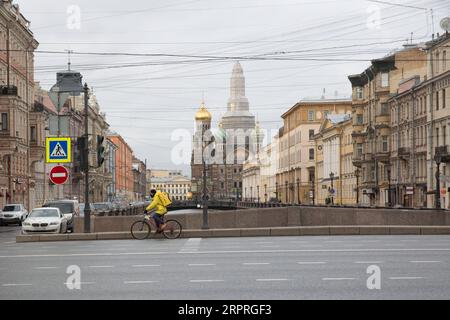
83,84,91,233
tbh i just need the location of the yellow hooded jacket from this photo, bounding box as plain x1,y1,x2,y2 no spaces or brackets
145,191,168,215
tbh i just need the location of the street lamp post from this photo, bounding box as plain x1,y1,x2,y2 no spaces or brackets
355,168,360,206
202,129,209,230
435,154,442,209
329,172,335,205
257,185,260,204
285,181,288,204
275,182,278,202
264,184,267,203
296,177,300,205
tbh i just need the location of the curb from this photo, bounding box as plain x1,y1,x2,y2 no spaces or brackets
15,225,450,242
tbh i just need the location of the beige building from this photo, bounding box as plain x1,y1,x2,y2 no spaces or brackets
242,139,278,203
349,45,428,207
277,99,352,204
0,2,38,209
150,171,191,201
314,114,357,205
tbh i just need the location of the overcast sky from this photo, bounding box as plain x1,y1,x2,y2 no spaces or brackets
18,0,449,175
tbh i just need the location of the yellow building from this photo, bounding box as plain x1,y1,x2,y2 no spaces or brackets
277,99,352,204
314,114,357,205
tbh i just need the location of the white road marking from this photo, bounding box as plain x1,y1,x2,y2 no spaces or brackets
400,240,419,242
256,279,288,282
409,261,441,264
389,277,425,280
190,280,224,283
354,261,384,264
188,263,216,266
324,241,343,243
3,241,15,244
63,282,95,285
88,265,114,268
243,262,270,265
2,283,32,287
322,278,357,281
1,247,450,259
261,245,281,248
34,266,59,270
132,264,160,268
124,280,159,284
297,261,327,265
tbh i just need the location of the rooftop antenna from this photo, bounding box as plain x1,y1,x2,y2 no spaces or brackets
65,49,73,71
431,9,435,35
410,32,413,44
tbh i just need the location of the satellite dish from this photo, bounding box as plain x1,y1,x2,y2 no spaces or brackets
440,17,450,32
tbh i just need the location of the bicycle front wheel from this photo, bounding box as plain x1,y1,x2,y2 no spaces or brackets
162,220,182,239
131,220,151,240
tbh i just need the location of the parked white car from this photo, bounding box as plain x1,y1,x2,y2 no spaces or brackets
0,204,28,226
22,208,68,234
42,200,79,232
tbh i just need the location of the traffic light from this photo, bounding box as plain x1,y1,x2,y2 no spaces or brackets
97,135,105,168
76,136,88,172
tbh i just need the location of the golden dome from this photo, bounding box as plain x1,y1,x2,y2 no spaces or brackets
195,102,212,121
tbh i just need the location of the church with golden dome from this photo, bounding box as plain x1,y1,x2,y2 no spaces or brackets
190,62,261,201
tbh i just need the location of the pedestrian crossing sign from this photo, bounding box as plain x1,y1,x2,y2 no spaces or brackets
46,137,71,163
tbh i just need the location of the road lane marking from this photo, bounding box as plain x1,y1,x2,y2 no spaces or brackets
132,264,160,267
88,265,114,268
188,263,216,266
297,261,327,265
124,280,159,284
63,282,95,285
243,262,270,265
1,247,450,259
34,266,59,270
256,279,288,282
190,280,224,283
2,283,32,287
409,261,441,263
389,277,425,280
322,278,357,281
354,261,384,264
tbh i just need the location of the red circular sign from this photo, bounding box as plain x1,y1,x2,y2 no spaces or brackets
49,165,69,185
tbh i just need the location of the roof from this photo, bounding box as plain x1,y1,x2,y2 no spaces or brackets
327,113,351,124
281,98,352,119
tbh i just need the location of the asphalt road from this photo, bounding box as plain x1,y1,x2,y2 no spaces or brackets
0,226,449,300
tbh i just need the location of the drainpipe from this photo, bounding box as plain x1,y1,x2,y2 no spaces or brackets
396,97,401,206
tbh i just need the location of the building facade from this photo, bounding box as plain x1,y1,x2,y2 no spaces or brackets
132,156,146,201
149,169,191,200
0,1,38,210
349,45,428,207
277,99,352,204
314,114,357,205
108,134,134,201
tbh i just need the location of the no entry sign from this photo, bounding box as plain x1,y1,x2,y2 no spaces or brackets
49,165,69,185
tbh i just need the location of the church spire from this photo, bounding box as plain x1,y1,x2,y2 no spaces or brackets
228,61,249,112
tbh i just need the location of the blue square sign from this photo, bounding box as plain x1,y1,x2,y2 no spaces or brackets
46,137,71,163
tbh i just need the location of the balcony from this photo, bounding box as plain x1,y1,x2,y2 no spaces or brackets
435,146,450,163
398,147,410,160
0,85,18,96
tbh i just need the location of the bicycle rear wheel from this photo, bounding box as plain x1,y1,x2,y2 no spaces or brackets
131,220,151,240
162,220,182,239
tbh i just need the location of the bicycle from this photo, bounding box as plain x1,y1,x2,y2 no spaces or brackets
130,212,182,240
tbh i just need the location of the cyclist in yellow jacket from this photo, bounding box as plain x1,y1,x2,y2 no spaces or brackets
145,189,168,232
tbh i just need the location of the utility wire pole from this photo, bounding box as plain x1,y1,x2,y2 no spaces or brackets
83,83,91,233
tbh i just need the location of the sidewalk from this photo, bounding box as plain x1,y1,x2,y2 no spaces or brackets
15,225,450,242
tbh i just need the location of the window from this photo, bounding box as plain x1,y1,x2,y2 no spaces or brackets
381,72,389,87
380,103,389,116
443,89,446,109
309,129,315,140
444,51,447,71
356,87,363,99
444,126,447,146
356,114,363,125
1,113,7,131
436,127,440,146
356,143,363,157
30,126,36,142
308,110,314,121
309,148,314,160
381,136,388,152
436,91,440,110
323,110,330,119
